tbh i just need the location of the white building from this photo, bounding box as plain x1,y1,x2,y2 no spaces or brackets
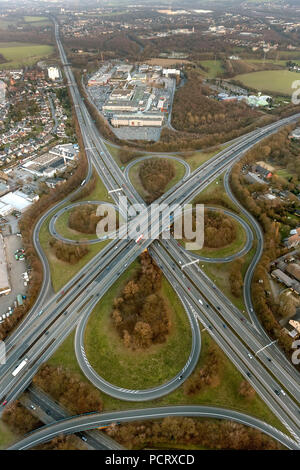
162,68,180,77
49,143,79,162
0,190,39,213
48,67,61,81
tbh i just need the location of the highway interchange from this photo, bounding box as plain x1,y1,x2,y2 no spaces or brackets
1,19,300,450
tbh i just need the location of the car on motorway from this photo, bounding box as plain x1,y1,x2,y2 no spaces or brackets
274,389,280,396
198,299,203,305
246,372,251,378
247,353,253,359
178,375,183,380
281,389,286,396
222,324,226,328
30,405,36,410
1,400,7,406
187,287,191,291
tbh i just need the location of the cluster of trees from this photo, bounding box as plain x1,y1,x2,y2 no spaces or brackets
68,204,119,235
35,435,86,451
171,71,260,136
229,258,244,298
111,252,171,350
230,126,300,367
105,416,281,450
69,204,102,234
183,345,220,395
139,158,175,202
49,237,89,264
203,210,236,248
2,401,42,435
33,365,103,415
239,380,256,400
66,32,141,61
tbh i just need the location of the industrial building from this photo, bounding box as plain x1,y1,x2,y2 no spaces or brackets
0,190,39,214
22,143,78,178
111,113,164,127
0,234,10,296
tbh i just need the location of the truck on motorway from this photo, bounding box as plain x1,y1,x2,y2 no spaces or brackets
17,294,23,306
135,234,144,244
12,358,28,377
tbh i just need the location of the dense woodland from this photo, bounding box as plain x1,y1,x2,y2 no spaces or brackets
171,71,260,136
69,204,107,234
105,416,282,450
139,158,175,202
33,365,103,415
111,253,171,350
183,209,237,249
49,237,89,264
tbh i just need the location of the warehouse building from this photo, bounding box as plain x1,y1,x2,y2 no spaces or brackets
0,190,39,213
111,113,164,127
0,234,11,296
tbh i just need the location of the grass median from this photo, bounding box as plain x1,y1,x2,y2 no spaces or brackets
84,260,192,390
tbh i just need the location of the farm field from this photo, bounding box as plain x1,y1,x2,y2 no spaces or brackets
0,42,53,69
234,69,300,96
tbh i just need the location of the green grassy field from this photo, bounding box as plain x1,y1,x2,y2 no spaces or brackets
276,168,294,181
234,69,300,96
129,158,186,200
0,421,16,450
84,262,192,389
77,174,111,203
24,16,49,23
183,147,225,172
194,175,238,212
199,60,224,79
0,42,53,69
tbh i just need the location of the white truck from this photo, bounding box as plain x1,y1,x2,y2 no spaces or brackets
12,358,28,377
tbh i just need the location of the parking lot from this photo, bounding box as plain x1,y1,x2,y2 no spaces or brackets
0,233,28,317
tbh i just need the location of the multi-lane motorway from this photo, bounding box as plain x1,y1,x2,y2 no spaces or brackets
1,19,300,449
